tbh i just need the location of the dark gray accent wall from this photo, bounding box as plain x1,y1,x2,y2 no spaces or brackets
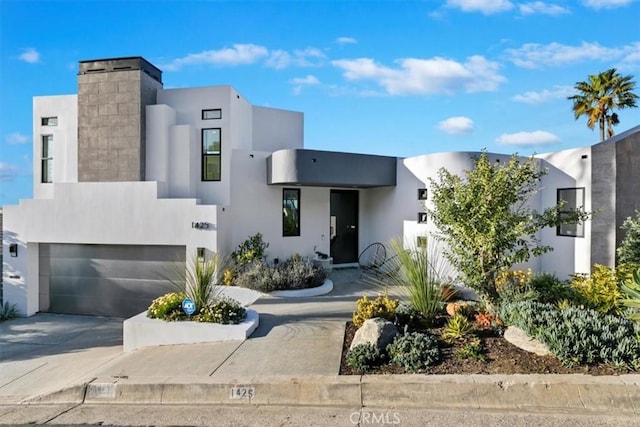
591,141,617,267
77,57,163,182
615,128,640,250
267,149,397,188
590,125,640,266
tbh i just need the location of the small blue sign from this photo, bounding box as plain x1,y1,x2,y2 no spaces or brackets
182,297,196,316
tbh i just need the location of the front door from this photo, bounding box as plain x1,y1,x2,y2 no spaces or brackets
330,190,359,264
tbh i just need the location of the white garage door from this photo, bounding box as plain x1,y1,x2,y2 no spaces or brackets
40,244,186,318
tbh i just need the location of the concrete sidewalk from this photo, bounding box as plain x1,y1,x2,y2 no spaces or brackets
1,268,639,416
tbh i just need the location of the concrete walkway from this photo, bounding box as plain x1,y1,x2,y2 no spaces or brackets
1,268,639,416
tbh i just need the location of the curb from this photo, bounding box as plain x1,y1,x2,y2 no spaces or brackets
26,374,640,414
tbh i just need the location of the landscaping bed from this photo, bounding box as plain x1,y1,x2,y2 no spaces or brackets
339,319,629,376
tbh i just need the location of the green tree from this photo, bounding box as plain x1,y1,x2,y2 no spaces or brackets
427,151,589,305
568,68,638,142
617,210,640,265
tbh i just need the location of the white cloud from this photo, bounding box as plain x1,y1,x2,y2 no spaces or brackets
290,74,321,95
582,0,633,9
6,132,29,144
162,44,269,71
0,162,20,181
336,37,357,45
290,75,320,85
19,48,40,63
512,85,575,104
332,55,505,95
496,130,560,146
519,2,569,15
446,0,514,14
265,47,326,69
438,116,475,134
505,41,625,68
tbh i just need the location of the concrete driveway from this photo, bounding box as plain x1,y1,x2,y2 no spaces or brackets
0,268,380,403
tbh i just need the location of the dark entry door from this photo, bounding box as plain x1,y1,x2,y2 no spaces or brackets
330,190,359,264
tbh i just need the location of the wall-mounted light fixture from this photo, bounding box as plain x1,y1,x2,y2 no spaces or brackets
197,247,205,262
9,244,18,257
417,213,428,224
417,189,428,200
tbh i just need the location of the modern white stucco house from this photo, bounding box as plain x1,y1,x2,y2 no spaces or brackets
3,56,639,318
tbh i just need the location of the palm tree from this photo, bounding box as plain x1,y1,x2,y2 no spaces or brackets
568,68,638,142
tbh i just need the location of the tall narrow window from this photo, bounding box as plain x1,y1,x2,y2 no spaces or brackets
202,128,221,181
557,187,585,237
283,188,300,237
41,135,53,183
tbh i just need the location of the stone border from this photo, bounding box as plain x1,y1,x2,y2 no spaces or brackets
270,279,333,298
122,309,259,352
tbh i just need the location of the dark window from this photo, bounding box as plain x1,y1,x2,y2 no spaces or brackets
557,187,585,237
41,135,53,183
202,109,222,120
202,128,221,181
283,188,300,237
41,117,58,126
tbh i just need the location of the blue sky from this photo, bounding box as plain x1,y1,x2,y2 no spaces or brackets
1,0,639,206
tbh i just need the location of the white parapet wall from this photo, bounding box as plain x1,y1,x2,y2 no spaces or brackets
123,309,260,352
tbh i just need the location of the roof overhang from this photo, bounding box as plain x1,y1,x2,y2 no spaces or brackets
267,149,397,188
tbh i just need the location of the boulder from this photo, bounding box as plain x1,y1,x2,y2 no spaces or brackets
349,318,398,352
503,326,551,356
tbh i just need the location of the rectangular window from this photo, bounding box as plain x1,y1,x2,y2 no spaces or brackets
283,188,300,237
202,128,221,181
557,187,585,237
41,117,58,126
202,109,222,120
41,135,53,183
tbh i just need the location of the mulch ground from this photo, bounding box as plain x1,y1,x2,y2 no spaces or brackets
339,319,631,376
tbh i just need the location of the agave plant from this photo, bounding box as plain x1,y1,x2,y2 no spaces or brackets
620,268,640,321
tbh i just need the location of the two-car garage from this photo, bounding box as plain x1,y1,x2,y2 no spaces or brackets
39,244,185,318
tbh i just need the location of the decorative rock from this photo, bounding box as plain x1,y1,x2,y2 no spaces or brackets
349,318,398,352
503,326,551,356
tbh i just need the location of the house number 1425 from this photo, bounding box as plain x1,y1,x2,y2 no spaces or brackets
229,386,255,399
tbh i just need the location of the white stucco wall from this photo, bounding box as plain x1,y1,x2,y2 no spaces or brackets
360,158,424,250
2,181,221,316
252,106,304,152
227,149,330,261
33,95,78,199
536,146,592,278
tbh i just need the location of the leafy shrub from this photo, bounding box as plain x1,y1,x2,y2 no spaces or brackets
147,292,187,321
193,297,246,324
495,269,536,302
499,300,640,368
442,314,473,343
394,303,426,330
455,338,486,362
620,268,640,321
617,210,640,265
232,233,269,267
352,293,399,328
0,302,19,321
387,332,441,372
570,264,622,314
346,343,382,372
235,256,327,293
529,273,577,305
